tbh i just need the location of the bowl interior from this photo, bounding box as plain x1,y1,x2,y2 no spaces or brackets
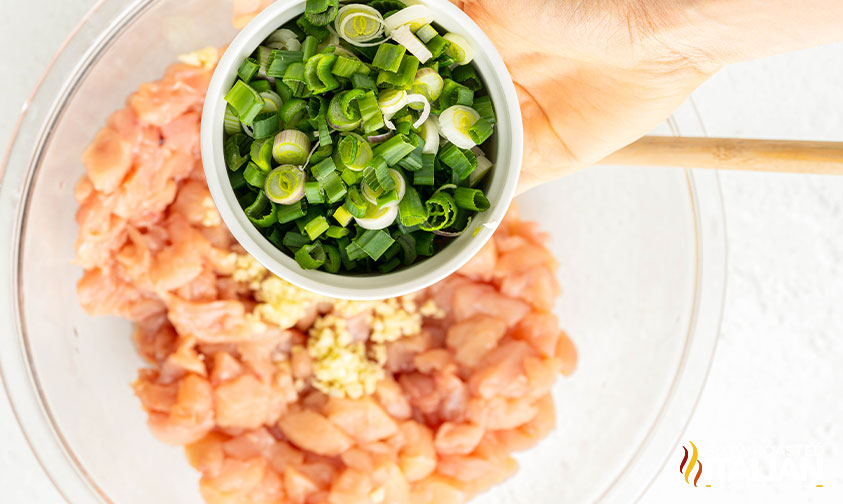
201,0,522,300
1,0,722,503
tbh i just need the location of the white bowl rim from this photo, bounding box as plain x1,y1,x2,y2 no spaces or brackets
201,0,523,300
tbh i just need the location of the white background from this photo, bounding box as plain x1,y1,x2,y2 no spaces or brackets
1,1,842,502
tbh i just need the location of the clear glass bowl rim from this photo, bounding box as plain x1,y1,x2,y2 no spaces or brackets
0,0,728,502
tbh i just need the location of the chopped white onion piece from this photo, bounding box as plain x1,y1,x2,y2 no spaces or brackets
378,89,408,116
390,25,432,63
405,94,431,129
335,5,390,47
355,203,398,230
420,117,440,154
438,105,480,149
384,5,435,33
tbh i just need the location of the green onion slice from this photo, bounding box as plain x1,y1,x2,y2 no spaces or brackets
442,32,474,65
322,243,342,273
335,5,388,47
250,137,274,171
412,67,444,103
304,215,330,240
353,229,396,259
278,98,307,128
335,132,373,171
265,164,307,204
273,129,311,165
398,185,427,227
266,28,302,51
224,133,251,171
295,242,327,269
277,200,307,224
245,191,277,228
305,0,339,27
304,180,324,204
372,43,406,72
344,186,369,218
326,89,364,131
244,162,268,188
355,202,398,230
225,80,265,126
438,105,480,149
468,147,493,187
224,105,242,135
454,187,490,212
416,23,437,43
419,189,457,231
439,142,477,180
304,53,340,94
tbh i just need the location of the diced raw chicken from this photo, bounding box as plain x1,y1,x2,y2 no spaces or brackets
397,421,437,482
222,428,277,460
493,394,556,453
555,330,578,376
185,432,226,476
434,423,485,456
278,409,354,457
214,374,273,429
468,340,535,399
445,316,507,368
499,265,559,312
456,238,496,282
210,351,244,385
233,0,273,29
325,396,398,444
410,474,465,504
161,111,201,155
466,396,538,431
510,312,560,358
451,283,530,327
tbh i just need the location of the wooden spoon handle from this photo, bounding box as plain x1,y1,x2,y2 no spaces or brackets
598,136,843,175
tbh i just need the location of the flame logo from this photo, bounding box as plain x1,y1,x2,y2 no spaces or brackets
679,441,703,487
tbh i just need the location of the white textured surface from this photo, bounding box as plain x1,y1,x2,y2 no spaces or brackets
1,2,842,503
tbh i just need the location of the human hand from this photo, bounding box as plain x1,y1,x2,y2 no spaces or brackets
453,0,719,193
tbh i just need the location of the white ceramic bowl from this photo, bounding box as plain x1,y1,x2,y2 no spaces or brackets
201,0,522,300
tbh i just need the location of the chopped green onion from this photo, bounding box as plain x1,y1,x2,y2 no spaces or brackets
224,133,251,171
317,114,332,146
372,43,406,72
255,47,273,77
335,4,387,46
351,73,376,90
397,133,424,171
296,15,330,42
276,200,307,224
295,242,327,269
413,230,435,256
225,80,265,125
326,226,350,239
391,25,432,63
252,111,281,139
260,91,284,113
311,157,337,179
229,169,247,190
345,186,368,218
304,215,330,240
224,105,242,135
378,256,402,273
250,79,271,93
265,165,307,204
283,62,310,98
416,24,437,43
267,50,303,78
443,33,474,64
238,57,260,82
473,95,496,124
322,243,342,273
305,0,339,27
372,134,415,165
335,132,373,171
273,129,311,165
326,90,364,131
304,181,324,204
358,90,385,133
362,157,396,192
383,4,434,32
369,0,407,15
452,65,482,91
332,54,362,77
454,187,490,212
441,79,474,108
468,117,494,145
333,205,354,226
345,241,368,261
245,191,277,227
425,35,450,58
304,53,339,94
414,153,435,185
341,167,363,185
302,35,319,61
279,98,307,128
438,105,480,149
420,190,457,231
250,138,273,171
398,186,427,226
377,189,399,207
412,68,444,104
244,162,268,188
439,142,477,180
320,171,347,203
353,229,395,260
396,233,417,265
266,29,302,51
377,54,419,89
283,231,310,250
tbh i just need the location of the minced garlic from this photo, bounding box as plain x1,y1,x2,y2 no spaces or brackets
177,46,219,70
230,253,441,398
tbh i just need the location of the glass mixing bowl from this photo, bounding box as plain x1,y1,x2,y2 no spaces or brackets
0,1,726,503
